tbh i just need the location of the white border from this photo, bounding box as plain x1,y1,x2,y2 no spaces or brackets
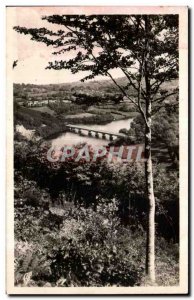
0,0,188,294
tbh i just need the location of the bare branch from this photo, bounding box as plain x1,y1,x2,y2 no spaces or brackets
105,71,139,109
152,92,178,103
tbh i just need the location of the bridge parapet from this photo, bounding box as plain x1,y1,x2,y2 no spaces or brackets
66,124,123,141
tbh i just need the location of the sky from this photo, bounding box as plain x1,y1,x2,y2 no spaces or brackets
8,7,125,85
7,6,182,85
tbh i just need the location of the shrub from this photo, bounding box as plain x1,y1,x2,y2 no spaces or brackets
14,195,179,287
15,199,145,286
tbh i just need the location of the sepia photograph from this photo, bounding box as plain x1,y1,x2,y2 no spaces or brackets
6,6,188,295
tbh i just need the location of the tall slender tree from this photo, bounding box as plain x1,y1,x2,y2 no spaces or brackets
14,14,178,283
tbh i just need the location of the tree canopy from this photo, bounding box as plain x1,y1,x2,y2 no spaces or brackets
14,15,179,118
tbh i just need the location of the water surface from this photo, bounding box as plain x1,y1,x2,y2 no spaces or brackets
51,118,133,148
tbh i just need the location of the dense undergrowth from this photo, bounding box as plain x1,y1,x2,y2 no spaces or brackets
14,132,179,287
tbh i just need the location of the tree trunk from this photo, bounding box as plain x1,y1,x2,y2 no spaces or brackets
143,14,156,284
145,104,156,283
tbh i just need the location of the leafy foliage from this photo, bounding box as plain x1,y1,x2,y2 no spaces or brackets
14,136,179,244
15,196,178,287
129,103,179,166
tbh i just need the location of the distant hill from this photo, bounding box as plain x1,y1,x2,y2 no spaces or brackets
14,77,178,92
14,77,124,95
14,77,178,102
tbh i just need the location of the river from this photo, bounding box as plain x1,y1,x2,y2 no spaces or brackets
51,118,133,148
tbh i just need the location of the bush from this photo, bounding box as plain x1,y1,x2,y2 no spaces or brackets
45,199,145,286
118,104,136,112
14,199,145,287
48,102,87,115
65,113,114,125
14,195,179,287
14,136,179,286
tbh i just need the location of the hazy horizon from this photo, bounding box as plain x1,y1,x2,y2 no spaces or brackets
13,75,126,86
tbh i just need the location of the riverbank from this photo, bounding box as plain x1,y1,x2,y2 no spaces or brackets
29,102,139,123
14,105,67,139
14,104,138,142
64,110,139,125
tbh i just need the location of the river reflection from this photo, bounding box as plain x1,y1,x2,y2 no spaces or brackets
51,118,133,148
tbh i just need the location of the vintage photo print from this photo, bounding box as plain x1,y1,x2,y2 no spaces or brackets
6,6,188,294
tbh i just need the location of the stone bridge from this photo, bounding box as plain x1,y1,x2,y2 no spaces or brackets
66,124,124,141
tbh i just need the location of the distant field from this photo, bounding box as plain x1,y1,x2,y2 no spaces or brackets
88,106,139,119
65,112,95,119
30,106,55,115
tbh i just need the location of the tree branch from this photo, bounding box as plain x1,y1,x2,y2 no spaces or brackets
105,71,139,109
152,91,178,103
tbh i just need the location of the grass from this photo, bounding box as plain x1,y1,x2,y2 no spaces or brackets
30,106,55,115
140,239,179,286
155,239,179,286
65,112,95,119
88,106,139,121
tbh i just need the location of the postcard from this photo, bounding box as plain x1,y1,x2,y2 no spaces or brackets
6,6,188,295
